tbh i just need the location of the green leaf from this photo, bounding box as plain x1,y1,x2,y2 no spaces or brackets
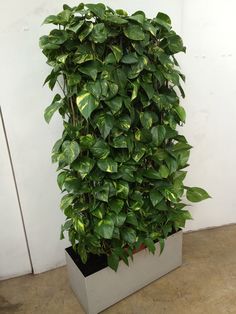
178,84,185,98
44,94,62,123
51,138,63,163
95,112,114,139
66,20,84,33
128,14,145,25
180,210,192,220
159,165,169,178
57,171,68,190
186,187,211,203
151,125,166,145
86,3,106,19
74,43,94,64
95,217,114,239
128,56,146,79
165,157,178,174
113,135,128,148
110,45,123,62
43,15,61,25
57,9,71,23
175,106,186,123
159,238,165,254
155,12,171,31
173,171,187,186
106,15,128,25
119,165,135,182
90,139,110,159
72,157,95,179
79,23,93,42
80,134,95,149
162,70,180,86
124,25,145,41
162,188,179,203
135,128,152,143
56,54,69,64
73,217,85,233
105,96,123,114
77,244,88,264
62,141,80,164
114,150,130,163
67,73,81,86
94,183,110,202
86,81,102,99
121,53,138,64
150,189,163,206
157,52,173,67
60,194,74,210
178,150,190,168
78,61,101,81
90,23,108,43
156,200,170,211
67,178,83,196
172,142,192,152
132,143,146,162
126,212,138,226
108,253,119,271
140,112,153,129
112,228,121,240
105,81,119,100
76,90,99,120
97,158,118,173
113,212,126,227
121,227,136,243
104,53,116,65
91,207,105,219
60,219,73,239
39,30,68,49
143,169,162,180
143,21,156,36
131,81,139,101
117,115,131,131
167,34,185,54
116,181,129,199
141,82,155,100
153,149,168,161
144,238,155,254
110,199,124,214
43,70,59,90
130,199,143,211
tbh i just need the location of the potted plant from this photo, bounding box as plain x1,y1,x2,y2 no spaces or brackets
40,3,210,313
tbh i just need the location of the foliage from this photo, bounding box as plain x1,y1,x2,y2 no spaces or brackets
40,3,210,271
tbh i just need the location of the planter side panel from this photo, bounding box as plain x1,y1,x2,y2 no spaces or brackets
65,252,89,313
86,231,182,314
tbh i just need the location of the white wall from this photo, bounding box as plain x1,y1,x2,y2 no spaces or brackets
0,112,31,280
0,0,235,275
182,0,236,231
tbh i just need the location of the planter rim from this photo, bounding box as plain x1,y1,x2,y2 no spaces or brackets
66,229,182,278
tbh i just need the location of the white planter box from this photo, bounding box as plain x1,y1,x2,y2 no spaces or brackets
65,230,182,314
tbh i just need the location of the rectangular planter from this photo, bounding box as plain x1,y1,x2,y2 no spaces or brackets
65,230,182,314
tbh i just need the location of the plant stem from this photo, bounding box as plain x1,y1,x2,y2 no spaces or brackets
57,79,66,97
69,97,76,126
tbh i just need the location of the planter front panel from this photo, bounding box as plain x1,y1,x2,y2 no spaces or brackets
66,230,182,314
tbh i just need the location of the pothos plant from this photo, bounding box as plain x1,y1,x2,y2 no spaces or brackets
40,3,210,271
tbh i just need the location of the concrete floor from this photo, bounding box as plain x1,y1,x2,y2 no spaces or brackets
1,225,236,314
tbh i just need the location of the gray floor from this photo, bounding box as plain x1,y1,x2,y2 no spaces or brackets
1,225,236,314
